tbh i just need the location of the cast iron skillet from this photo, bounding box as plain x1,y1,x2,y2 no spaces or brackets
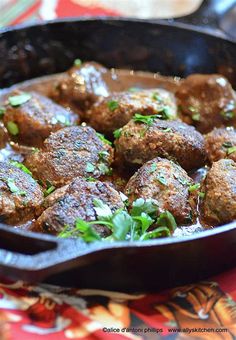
0,0,236,292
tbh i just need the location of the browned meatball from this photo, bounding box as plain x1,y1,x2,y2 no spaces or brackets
0,122,8,148
3,90,78,147
34,177,124,235
0,162,43,224
125,157,197,224
205,127,236,163
176,74,236,133
201,159,236,225
87,88,177,135
51,62,111,115
25,126,114,187
115,118,206,171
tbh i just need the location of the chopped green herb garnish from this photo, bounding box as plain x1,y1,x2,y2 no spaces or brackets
220,110,235,120
7,178,26,196
74,58,82,66
32,147,39,154
98,150,109,160
162,127,172,133
222,141,233,148
8,93,31,107
227,146,236,155
156,211,177,232
189,183,201,192
133,113,158,126
152,92,162,102
149,163,157,173
0,107,5,117
86,162,95,173
128,87,139,92
107,100,119,111
98,163,112,175
7,121,19,136
192,113,200,121
188,106,198,113
86,176,96,182
156,172,168,186
44,185,56,197
113,128,122,139
96,132,112,146
139,128,147,137
54,115,71,126
10,161,32,176
58,197,176,242
199,192,205,198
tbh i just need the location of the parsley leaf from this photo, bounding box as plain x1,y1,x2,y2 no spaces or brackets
74,58,82,66
7,121,19,136
86,162,95,173
113,128,122,139
58,198,177,243
107,100,119,111
10,161,32,176
7,178,26,196
188,183,201,192
96,132,112,146
8,93,31,107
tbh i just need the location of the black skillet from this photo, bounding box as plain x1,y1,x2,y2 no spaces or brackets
0,0,236,292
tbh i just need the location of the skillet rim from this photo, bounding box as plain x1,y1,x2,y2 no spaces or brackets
0,16,233,42
0,16,236,250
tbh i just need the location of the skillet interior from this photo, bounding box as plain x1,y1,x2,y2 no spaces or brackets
1,18,236,291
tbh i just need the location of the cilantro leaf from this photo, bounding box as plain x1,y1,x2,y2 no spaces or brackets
8,93,31,107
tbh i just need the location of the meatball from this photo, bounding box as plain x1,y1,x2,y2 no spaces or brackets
51,62,111,114
0,162,43,224
34,177,124,235
205,127,236,163
0,122,8,148
25,126,114,187
87,88,177,135
176,74,236,133
125,157,197,224
3,90,78,147
201,159,236,225
115,118,206,171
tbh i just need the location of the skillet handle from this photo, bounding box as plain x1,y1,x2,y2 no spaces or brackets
174,0,236,29
0,225,96,282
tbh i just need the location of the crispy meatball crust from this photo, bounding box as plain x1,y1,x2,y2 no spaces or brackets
0,162,43,224
205,127,236,163
87,88,177,135
25,126,114,187
51,62,110,114
176,74,236,133
0,122,8,148
201,159,236,225
115,119,206,171
34,177,124,235
3,90,78,147
125,157,197,224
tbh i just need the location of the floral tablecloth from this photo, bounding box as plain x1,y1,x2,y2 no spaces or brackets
0,0,236,339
